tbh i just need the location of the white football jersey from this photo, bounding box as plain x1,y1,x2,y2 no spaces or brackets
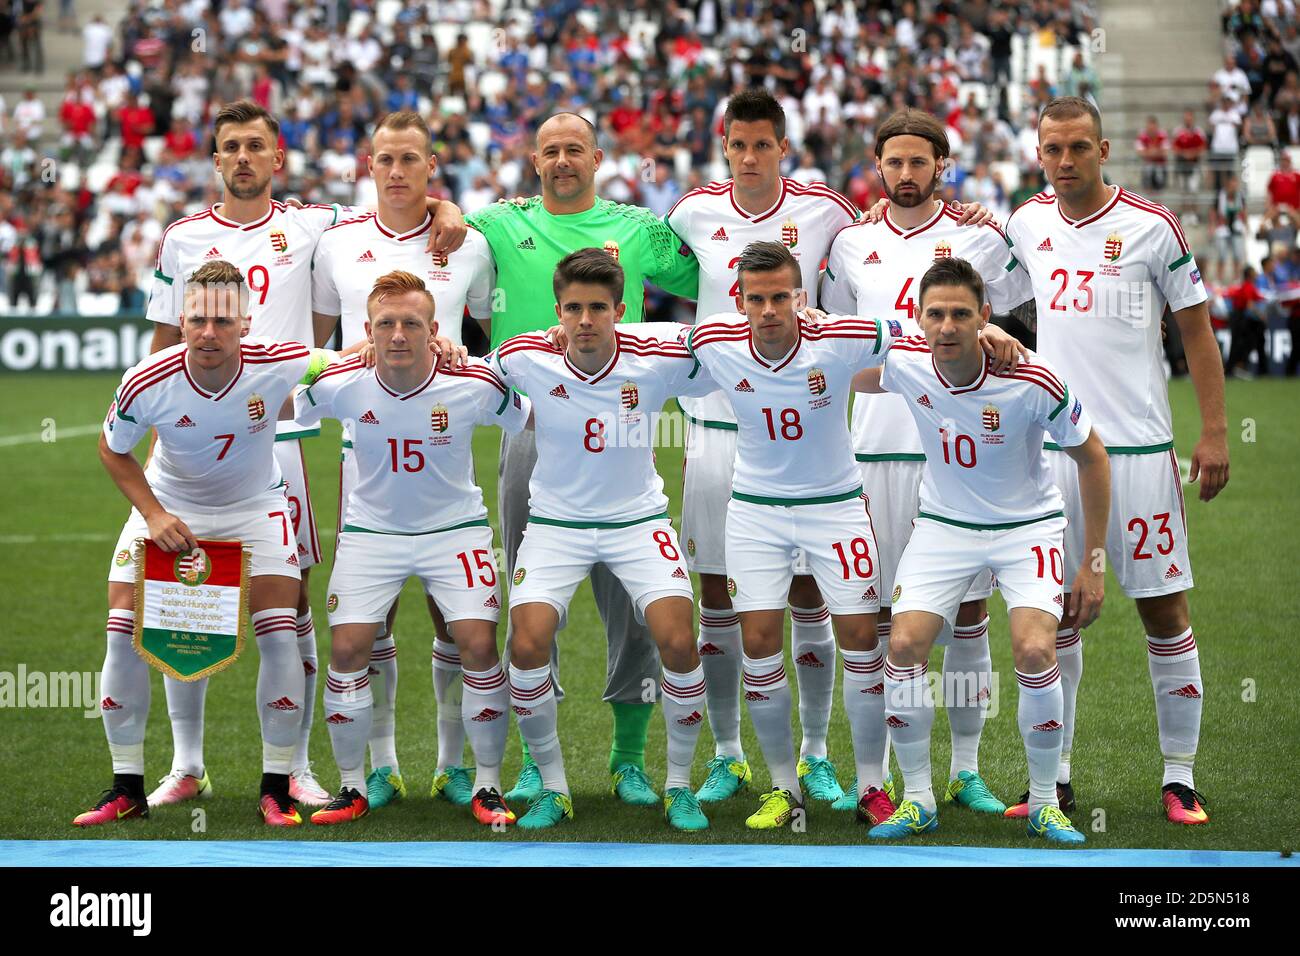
488,331,716,524
666,177,859,426
686,315,895,503
880,338,1093,526
310,211,494,350
1004,186,1207,448
148,200,349,436
821,201,1033,459
104,338,316,507
294,356,530,534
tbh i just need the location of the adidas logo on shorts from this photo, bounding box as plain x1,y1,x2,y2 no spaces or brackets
359,410,380,424
744,690,769,702
698,642,723,656
734,379,754,392
1169,684,1201,699
286,553,299,566
1033,719,1063,732
676,710,704,726
472,708,504,721
483,594,500,609
266,696,300,711
671,567,687,579
862,586,877,601
1165,563,1183,579
549,384,569,399
326,712,353,724
795,652,825,668
1053,593,1064,606
886,715,909,728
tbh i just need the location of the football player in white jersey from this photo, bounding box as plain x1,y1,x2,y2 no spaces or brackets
311,111,494,813
820,108,1034,815
487,249,717,832
665,89,862,805
294,270,529,828
1003,97,1229,824
76,260,335,827
853,257,1109,845
144,100,468,810
684,241,1024,830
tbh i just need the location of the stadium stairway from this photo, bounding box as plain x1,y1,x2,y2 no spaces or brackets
1096,0,1225,242
0,0,122,152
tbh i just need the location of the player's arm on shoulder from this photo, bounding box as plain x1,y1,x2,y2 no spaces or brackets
978,321,1029,372
645,212,700,298
852,366,885,393
426,198,467,255
1061,428,1110,628
1172,300,1229,501
312,310,340,349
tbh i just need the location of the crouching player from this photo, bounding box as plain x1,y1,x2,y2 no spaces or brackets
294,270,529,827
77,260,336,827
488,249,717,831
857,258,1110,844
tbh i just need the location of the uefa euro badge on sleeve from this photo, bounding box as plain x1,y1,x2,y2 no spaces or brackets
132,539,250,681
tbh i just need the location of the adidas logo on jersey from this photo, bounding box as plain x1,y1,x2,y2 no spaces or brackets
676,710,704,726
471,707,504,722
266,696,300,712
698,642,723,656
482,594,500,609
863,250,881,265
863,683,883,695
517,236,536,250
100,696,122,711
202,246,223,260
1169,683,1201,699
358,410,380,424
886,715,909,728
174,415,196,428
357,250,376,262
549,384,569,399
711,227,728,241
795,652,825,668
1165,563,1183,579
735,379,754,392
916,394,933,409
1032,719,1063,732
744,690,769,702
1037,237,1053,252
671,567,687,580
325,712,353,724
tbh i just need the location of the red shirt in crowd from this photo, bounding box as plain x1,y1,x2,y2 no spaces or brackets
1172,125,1207,157
1268,168,1300,209
60,98,96,137
1224,279,1265,312
1137,128,1168,162
164,128,197,159
119,105,155,149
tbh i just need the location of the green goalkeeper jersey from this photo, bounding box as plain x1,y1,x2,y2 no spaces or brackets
467,196,700,350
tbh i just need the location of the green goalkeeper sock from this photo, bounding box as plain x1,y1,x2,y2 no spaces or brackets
608,701,653,773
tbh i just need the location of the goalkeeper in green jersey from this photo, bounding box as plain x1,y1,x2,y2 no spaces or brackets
468,112,700,809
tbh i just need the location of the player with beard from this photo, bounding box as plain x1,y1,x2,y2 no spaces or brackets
821,109,1034,816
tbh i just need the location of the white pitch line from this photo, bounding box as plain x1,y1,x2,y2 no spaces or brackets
0,424,103,448
0,533,115,544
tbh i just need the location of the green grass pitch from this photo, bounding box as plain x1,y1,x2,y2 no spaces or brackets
1,372,1296,851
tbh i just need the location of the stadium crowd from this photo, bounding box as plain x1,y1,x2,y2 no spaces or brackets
1,0,1103,318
